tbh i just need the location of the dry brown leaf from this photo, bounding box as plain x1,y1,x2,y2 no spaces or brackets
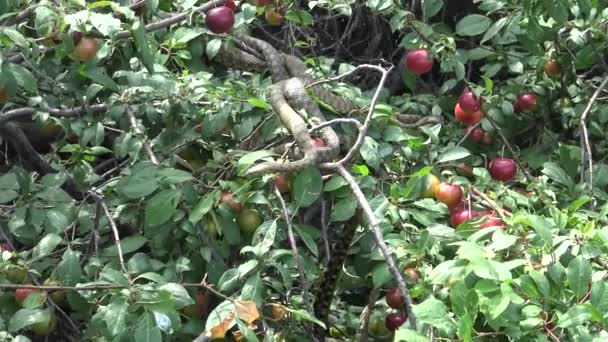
234,300,260,325
209,312,235,339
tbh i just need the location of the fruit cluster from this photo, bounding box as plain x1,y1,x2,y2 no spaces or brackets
421,172,509,229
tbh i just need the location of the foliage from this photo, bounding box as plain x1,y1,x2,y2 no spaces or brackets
0,0,608,341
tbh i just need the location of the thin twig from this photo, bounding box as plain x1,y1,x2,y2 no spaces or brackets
126,106,159,165
335,165,416,329
321,199,331,266
320,65,393,168
470,187,511,219
274,186,309,305
0,104,109,127
579,74,608,203
114,0,228,39
96,195,132,284
357,288,380,342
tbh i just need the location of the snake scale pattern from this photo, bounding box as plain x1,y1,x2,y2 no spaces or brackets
209,32,437,336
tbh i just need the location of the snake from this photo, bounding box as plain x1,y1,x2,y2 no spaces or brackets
207,31,439,336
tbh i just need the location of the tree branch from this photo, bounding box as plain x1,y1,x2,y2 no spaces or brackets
335,165,416,329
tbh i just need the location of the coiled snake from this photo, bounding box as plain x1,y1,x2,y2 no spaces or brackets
209,32,438,335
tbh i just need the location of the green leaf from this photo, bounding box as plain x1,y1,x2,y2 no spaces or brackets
285,10,314,26
481,17,508,44
0,189,18,203
189,191,219,224
206,38,222,59
437,146,471,163
132,19,155,73
145,189,181,227
101,236,148,257
360,137,381,169
456,15,492,36
247,97,271,110
135,312,162,342
172,27,203,45
567,256,592,300
117,165,160,199
394,328,429,342
2,28,28,47
238,150,275,176
524,215,554,247
293,166,322,208
158,283,194,309
5,64,37,93
241,272,263,306
422,0,443,20
542,162,574,188
90,12,121,36
55,249,83,286
557,304,593,328
323,175,347,192
282,306,326,328
330,196,358,222
413,296,456,335
32,233,62,259
158,168,192,185
104,298,130,336
8,308,51,333
83,65,119,92
590,281,608,312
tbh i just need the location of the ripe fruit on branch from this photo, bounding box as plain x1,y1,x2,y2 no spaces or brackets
434,182,463,209
514,93,537,112
404,49,433,75
385,312,407,331
544,59,560,77
421,174,440,198
404,267,421,282
220,192,242,212
265,8,284,26
458,91,481,113
385,287,404,309
450,209,479,227
206,6,235,34
488,158,517,182
237,208,262,234
465,125,484,143
480,212,506,229
225,0,237,11
454,103,484,125
73,35,98,62
274,174,289,193
15,287,37,306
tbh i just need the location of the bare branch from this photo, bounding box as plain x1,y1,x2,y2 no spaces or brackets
579,74,608,202
335,165,416,329
357,288,380,342
274,186,310,304
95,195,132,284
320,64,393,168
126,106,159,165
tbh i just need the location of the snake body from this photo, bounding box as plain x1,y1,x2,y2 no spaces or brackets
213,33,344,175
207,32,439,337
